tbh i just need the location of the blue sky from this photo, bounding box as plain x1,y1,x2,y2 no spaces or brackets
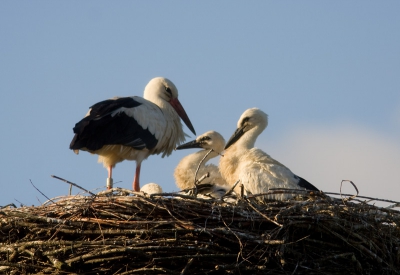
1,2,399,206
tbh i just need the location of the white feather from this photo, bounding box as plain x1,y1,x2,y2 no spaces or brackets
220,108,315,201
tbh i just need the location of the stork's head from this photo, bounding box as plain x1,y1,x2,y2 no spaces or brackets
225,108,268,150
176,130,225,154
144,77,196,135
140,182,163,195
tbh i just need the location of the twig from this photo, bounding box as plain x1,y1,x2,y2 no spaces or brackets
0,203,17,209
244,198,283,227
386,202,400,209
30,179,55,204
119,267,179,275
193,149,214,195
13,199,25,207
180,257,195,275
51,175,96,196
0,261,53,271
221,179,240,199
153,254,236,261
323,191,400,205
195,173,210,185
340,180,359,203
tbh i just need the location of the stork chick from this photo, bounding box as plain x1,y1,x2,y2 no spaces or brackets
219,108,318,201
174,131,229,194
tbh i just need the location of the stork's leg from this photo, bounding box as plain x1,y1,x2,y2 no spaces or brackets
133,163,141,191
107,165,113,189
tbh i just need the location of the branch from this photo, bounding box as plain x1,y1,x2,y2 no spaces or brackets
51,175,96,196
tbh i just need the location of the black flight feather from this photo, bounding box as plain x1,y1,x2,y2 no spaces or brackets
70,97,158,151
294,175,319,191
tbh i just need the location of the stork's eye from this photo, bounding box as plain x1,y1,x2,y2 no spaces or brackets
165,86,172,96
241,117,250,126
200,136,211,143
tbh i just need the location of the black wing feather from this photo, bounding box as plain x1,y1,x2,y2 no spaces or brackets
294,175,319,191
70,97,158,151
88,97,141,118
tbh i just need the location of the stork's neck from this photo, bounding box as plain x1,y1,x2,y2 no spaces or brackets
219,127,262,185
149,97,170,110
219,144,241,186
153,99,181,124
237,127,262,150
143,89,169,110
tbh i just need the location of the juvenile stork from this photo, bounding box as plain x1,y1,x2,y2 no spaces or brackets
174,131,230,199
70,77,196,191
219,108,318,201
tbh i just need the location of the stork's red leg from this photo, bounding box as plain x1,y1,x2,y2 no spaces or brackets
108,166,113,179
133,163,141,191
107,165,113,189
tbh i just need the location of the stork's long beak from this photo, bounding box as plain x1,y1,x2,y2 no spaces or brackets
176,139,202,150
224,126,246,150
169,98,196,135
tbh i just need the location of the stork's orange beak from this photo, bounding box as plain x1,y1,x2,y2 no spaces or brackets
169,98,196,135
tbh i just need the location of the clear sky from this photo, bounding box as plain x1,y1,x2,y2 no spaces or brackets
1,2,399,207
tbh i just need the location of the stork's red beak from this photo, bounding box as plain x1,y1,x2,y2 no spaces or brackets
169,98,196,135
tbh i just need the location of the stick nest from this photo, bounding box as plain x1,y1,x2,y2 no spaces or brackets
1,189,400,274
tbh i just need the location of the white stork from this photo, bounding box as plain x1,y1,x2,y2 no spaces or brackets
174,131,230,199
70,77,196,191
219,108,318,201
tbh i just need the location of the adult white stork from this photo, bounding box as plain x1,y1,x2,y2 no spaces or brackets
70,77,196,191
174,130,230,199
219,108,318,201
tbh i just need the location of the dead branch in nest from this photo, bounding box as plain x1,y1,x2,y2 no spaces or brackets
191,148,215,197
1,188,400,274
51,175,96,196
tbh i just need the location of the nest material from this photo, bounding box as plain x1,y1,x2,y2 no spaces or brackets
1,189,400,274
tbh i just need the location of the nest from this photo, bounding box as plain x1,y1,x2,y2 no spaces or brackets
1,186,400,274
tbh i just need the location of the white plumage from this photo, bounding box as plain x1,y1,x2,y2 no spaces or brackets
174,130,230,199
140,183,163,195
219,108,318,201
70,77,196,191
